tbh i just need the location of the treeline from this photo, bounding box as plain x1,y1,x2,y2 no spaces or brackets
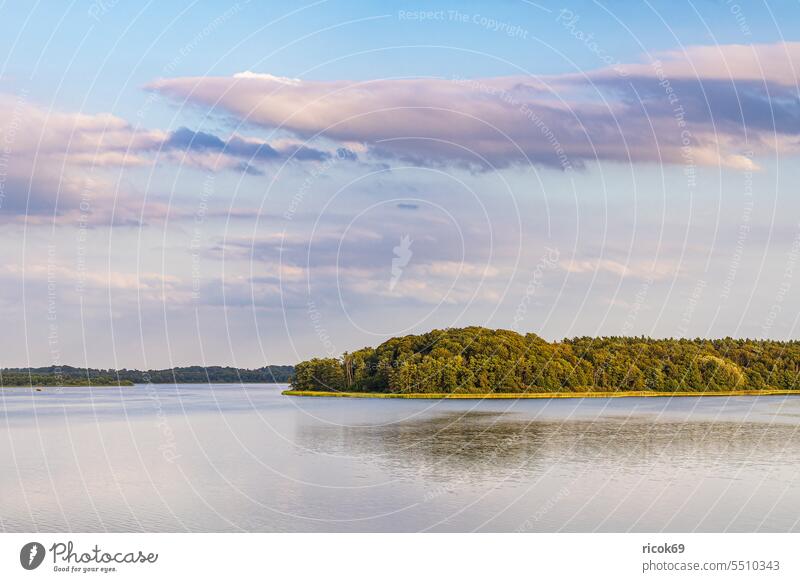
1,365,295,387
1,373,134,387
290,327,800,393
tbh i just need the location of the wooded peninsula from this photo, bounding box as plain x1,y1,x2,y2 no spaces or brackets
288,327,800,396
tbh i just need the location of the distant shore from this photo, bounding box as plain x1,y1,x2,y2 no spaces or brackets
282,389,800,399
1,364,294,386
3,380,135,389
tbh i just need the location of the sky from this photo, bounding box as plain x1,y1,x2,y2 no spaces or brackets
1,0,800,368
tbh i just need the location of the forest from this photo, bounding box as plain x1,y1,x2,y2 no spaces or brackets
290,327,800,393
0,373,134,387
1,365,295,387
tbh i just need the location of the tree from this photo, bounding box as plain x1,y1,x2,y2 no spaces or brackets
290,327,800,394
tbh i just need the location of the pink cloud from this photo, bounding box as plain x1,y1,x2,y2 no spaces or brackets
0,94,347,223
593,42,800,85
147,42,800,171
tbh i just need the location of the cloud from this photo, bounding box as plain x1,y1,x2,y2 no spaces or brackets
563,258,677,281
205,217,508,309
0,94,352,222
593,42,800,85
0,94,164,166
147,42,800,171
0,93,162,221
161,127,333,164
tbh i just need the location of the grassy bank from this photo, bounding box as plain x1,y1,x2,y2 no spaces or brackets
282,389,800,399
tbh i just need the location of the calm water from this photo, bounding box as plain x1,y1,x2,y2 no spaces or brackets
2,383,800,532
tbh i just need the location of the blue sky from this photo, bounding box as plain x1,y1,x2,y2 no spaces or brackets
1,1,799,368
5,1,796,113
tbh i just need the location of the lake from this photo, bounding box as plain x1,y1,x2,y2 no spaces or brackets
2,383,800,532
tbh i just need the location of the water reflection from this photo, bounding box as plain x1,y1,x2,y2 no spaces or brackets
300,409,800,483
297,409,800,531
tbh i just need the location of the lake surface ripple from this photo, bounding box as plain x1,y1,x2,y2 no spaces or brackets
2,383,799,532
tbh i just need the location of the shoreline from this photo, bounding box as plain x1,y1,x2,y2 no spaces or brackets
282,389,800,399
2,381,290,389
2,383,136,389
